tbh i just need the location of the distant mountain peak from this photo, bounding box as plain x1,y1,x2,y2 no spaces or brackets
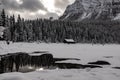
60,0,120,21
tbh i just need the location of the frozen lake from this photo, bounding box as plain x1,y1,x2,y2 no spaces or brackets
0,41,120,80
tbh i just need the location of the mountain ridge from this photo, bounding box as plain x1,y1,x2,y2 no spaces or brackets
60,0,120,21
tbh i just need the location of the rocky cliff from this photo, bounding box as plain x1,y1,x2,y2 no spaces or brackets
60,0,120,21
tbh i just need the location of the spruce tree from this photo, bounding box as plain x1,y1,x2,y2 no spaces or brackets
1,9,6,27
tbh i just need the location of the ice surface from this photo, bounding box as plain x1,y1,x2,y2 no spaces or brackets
0,68,120,80
0,41,120,80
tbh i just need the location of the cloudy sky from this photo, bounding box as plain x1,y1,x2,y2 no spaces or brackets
0,0,75,19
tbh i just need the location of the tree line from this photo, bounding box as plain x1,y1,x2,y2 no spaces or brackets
1,9,120,44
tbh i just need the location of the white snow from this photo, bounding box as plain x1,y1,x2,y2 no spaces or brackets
0,26,5,37
113,13,120,20
64,14,70,19
64,39,75,42
0,41,120,80
0,68,120,80
80,12,92,20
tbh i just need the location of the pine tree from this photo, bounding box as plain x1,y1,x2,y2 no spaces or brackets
5,15,11,41
16,14,23,41
1,9,6,27
9,15,16,41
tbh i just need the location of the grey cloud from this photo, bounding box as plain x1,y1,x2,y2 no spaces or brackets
6,9,59,20
1,0,19,10
20,0,47,12
22,12,59,20
44,12,59,19
54,0,70,9
1,0,47,12
0,0,63,19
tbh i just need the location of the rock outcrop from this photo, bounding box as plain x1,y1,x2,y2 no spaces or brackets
60,0,120,21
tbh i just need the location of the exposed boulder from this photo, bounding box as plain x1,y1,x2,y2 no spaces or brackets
54,63,102,69
30,54,55,67
54,58,80,62
113,67,120,69
88,60,111,65
0,52,55,73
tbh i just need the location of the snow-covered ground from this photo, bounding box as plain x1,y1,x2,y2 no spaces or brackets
0,41,120,80
0,68,120,80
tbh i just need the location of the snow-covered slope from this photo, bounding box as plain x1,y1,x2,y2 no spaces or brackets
60,0,120,21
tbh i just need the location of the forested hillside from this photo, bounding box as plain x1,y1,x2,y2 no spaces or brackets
1,9,120,44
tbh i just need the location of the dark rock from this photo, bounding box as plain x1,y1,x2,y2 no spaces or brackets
104,56,113,58
54,63,102,69
60,0,120,21
30,53,54,67
54,63,82,69
32,51,49,54
0,57,5,73
39,54,55,66
81,64,102,68
88,60,111,65
0,52,55,73
54,58,80,62
0,52,104,74
5,52,30,72
113,67,120,69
